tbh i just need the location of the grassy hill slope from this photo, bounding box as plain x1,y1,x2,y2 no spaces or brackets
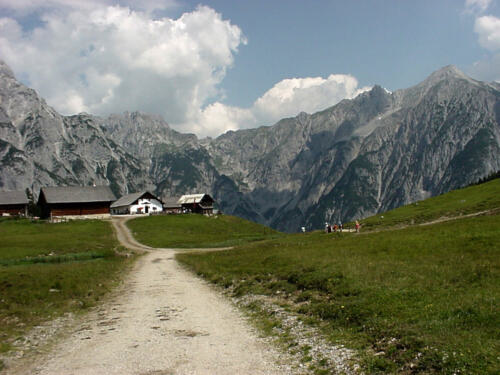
127,214,283,248
360,178,500,231
177,181,500,374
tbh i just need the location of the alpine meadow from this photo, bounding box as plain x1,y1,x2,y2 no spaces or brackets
176,179,500,374
1,1,500,374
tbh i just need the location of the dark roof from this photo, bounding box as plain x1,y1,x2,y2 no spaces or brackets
40,186,116,204
163,197,181,208
0,190,28,205
111,191,160,208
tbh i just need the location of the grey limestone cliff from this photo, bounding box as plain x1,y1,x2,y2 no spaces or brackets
0,60,151,196
206,66,500,231
1,60,499,231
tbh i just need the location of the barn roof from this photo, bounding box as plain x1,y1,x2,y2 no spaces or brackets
40,186,116,204
111,191,160,208
178,194,213,204
163,197,181,208
0,190,28,205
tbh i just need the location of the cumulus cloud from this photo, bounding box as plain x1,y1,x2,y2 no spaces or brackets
196,75,370,136
0,2,369,137
474,15,500,50
465,0,500,83
0,4,246,135
253,75,369,123
196,103,254,137
465,0,493,14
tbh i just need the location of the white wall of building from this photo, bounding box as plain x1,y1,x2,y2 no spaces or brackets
129,198,163,214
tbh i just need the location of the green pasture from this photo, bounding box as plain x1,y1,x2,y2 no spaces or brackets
360,178,500,231
0,219,132,360
127,214,283,248
0,218,117,260
177,214,500,374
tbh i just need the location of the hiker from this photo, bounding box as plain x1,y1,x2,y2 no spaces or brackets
333,223,338,232
339,222,343,232
325,223,329,233
355,220,360,233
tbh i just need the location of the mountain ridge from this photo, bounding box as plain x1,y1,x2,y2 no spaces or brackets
1,61,499,231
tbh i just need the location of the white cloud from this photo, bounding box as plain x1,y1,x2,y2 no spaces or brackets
195,103,254,137
466,1,500,83
252,75,369,123
195,75,370,137
0,2,369,138
474,15,500,50
0,4,246,135
465,0,492,14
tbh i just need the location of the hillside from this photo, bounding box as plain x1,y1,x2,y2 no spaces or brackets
176,181,500,374
1,60,499,232
126,214,283,248
360,177,500,231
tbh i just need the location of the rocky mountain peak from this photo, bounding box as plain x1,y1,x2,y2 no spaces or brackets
0,60,15,79
422,65,473,86
369,84,389,95
1,60,499,232
392,65,478,108
432,64,464,76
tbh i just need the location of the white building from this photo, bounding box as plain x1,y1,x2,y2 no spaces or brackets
111,191,163,215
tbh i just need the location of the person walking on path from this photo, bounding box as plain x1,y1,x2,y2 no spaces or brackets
355,220,360,233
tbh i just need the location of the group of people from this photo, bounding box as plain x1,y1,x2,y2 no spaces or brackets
325,222,343,233
324,220,361,233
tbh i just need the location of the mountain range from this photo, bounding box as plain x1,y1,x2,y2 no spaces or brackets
1,60,499,231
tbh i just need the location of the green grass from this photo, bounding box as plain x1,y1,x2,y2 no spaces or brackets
0,218,118,259
177,215,500,374
0,219,132,355
127,214,283,248
359,178,500,231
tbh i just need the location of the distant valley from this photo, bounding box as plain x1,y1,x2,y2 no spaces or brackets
1,60,499,231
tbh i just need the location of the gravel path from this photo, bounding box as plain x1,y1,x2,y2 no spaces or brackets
7,217,291,375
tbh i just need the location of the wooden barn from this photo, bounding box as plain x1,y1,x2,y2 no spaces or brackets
162,197,182,214
178,194,214,215
0,190,28,216
37,186,116,219
111,191,163,215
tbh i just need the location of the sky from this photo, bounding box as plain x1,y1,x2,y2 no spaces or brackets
0,0,499,138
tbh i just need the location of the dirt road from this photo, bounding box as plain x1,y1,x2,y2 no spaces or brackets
8,217,291,374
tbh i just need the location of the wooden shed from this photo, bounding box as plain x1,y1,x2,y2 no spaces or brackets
37,186,116,219
162,197,182,214
111,191,163,215
0,190,28,216
178,194,215,215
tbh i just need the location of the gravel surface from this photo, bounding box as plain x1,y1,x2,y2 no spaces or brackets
4,217,293,375
234,295,361,375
